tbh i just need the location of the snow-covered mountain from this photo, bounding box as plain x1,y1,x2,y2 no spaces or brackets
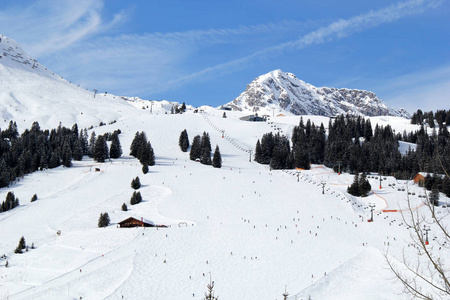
226,69,410,118
0,34,447,300
0,35,148,131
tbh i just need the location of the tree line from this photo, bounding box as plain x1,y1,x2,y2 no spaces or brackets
410,109,450,128
254,113,450,193
0,120,122,189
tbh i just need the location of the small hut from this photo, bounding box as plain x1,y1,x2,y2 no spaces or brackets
118,217,155,228
413,173,426,185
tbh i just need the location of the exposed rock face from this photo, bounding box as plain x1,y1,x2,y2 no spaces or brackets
226,70,409,118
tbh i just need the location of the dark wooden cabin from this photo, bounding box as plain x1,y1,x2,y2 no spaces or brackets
118,217,155,228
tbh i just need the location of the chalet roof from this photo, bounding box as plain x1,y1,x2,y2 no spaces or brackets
118,216,155,226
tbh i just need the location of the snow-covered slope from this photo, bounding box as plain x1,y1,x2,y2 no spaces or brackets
0,35,145,131
0,108,446,300
226,70,410,118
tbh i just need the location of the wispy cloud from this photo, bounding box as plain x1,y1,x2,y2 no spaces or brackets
57,20,308,95
168,0,444,89
12,8,310,95
0,0,127,57
375,65,450,113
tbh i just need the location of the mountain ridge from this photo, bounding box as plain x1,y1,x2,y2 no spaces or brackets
226,69,410,118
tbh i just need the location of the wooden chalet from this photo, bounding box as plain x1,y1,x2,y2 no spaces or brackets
118,217,155,228
413,173,426,185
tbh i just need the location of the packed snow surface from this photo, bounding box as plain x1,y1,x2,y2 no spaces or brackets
0,108,448,300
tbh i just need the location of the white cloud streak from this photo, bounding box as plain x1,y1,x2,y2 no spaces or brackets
0,0,126,57
168,0,444,89
375,65,450,113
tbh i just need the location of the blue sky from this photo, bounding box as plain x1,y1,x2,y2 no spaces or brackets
0,0,449,113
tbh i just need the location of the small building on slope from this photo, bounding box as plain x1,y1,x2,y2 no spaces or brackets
118,216,168,228
118,217,155,228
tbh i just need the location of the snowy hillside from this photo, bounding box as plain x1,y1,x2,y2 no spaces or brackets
0,35,148,131
0,106,447,300
226,70,410,118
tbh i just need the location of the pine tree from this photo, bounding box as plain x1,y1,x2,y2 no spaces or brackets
131,176,141,189
180,102,186,113
142,163,149,174
135,191,142,204
201,132,212,153
200,146,212,165
70,123,79,146
98,212,110,227
425,174,433,191
93,135,108,162
61,140,72,167
88,132,96,157
72,138,83,161
15,236,26,254
48,150,60,168
130,191,142,205
203,277,219,300
79,129,89,155
130,132,141,157
254,139,262,163
109,132,123,159
190,135,201,161
131,132,155,165
270,136,291,170
122,203,128,211
347,173,361,196
145,142,155,166
30,194,37,202
292,130,310,170
260,132,274,164
212,145,222,168
179,129,190,152
130,192,137,205
1,191,19,213
358,173,372,197
19,236,26,249
138,141,155,166
14,246,22,254
282,287,289,300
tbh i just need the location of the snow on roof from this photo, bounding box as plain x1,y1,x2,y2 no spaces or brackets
119,216,155,226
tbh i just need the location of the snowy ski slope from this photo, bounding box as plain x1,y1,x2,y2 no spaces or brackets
0,34,448,300
0,108,448,300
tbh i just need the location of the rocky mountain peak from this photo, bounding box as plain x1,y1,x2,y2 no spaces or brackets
226,70,410,118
